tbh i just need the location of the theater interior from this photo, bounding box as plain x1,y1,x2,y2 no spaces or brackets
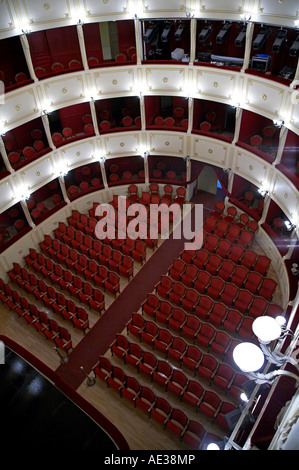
0,0,298,452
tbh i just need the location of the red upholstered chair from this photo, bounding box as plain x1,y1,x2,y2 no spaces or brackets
142,293,160,318
167,369,188,397
193,271,212,295
199,390,222,419
229,373,248,399
141,320,159,347
249,296,268,319
181,315,201,341
8,151,20,165
169,259,186,281
35,67,46,78
52,132,63,145
230,266,249,288
88,57,99,67
152,360,172,387
205,254,222,276
122,116,133,127
168,336,188,363
182,381,205,410
166,408,189,437
193,249,210,270
237,230,254,249
69,59,82,69
181,264,198,287
138,351,157,378
125,342,143,368
218,260,235,282
196,354,218,382
208,302,227,328
241,250,257,270
154,116,164,126
222,206,237,224
206,277,225,300
225,225,241,244
203,216,217,233
164,116,175,127
250,134,262,147
254,255,271,276
223,309,243,335
194,295,213,320
169,283,186,306
162,184,173,202
234,212,250,229
183,421,207,449
181,118,188,129
258,278,277,301
94,356,112,383
211,201,225,219
62,127,72,139
15,72,28,83
115,53,127,62
203,234,219,252
154,328,172,355
181,288,199,313
52,62,64,73
228,244,244,264
196,323,216,350
100,120,111,131
238,316,254,340
111,334,129,359
244,271,263,294
155,300,173,325
210,331,232,358
200,121,211,131
107,366,126,394
234,289,253,314
15,219,26,230
131,240,146,265
84,123,94,134
182,345,202,374
135,386,156,415
151,397,172,425
215,402,237,429
153,169,162,179
104,271,120,296
33,140,44,152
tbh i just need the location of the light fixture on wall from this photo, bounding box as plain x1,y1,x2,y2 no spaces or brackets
233,316,299,387
284,220,296,231
273,118,284,127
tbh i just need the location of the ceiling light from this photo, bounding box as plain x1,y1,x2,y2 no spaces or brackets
233,342,265,373
252,316,282,344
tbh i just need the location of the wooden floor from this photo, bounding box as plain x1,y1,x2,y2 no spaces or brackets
0,199,282,451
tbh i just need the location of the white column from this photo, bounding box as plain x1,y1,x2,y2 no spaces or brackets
19,34,37,81
0,137,13,172
274,125,288,165
58,175,70,204
189,18,197,64
100,160,108,188
89,99,99,135
77,23,89,70
241,21,254,72
134,18,142,65
41,114,55,149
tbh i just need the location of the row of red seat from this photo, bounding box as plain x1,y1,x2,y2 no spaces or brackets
22,252,105,314
54,222,134,280
93,355,221,449
0,280,73,352
68,209,149,264
124,314,249,395
143,292,261,346
112,331,247,403
40,235,120,296
181,242,271,277
155,274,282,323
169,258,277,305
141,294,257,361
8,264,90,334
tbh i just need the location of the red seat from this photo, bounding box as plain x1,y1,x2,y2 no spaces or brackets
231,266,249,288
220,283,239,306
167,369,188,397
181,315,201,341
193,271,211,294
210,331,231,358
169,282,186,306
199,391,221,419
111,334,129,359
205,254,222,275
222,206,237,224
212,364,235,392
135,386,156,414
141,321,159,346
94,356,112,382
196,324,215,350
204,234,219,252
234,289,253,314
169,259,186,281
229,373,248,399
183,420,207,449
168,336,187,363
194,295,213,320
228,245,244,264
168,307,186,332
241,250,257,270
181,288,199,313
104,271,120,296
152,360,172,387
181,265,198,287
215,239,232,258
197,354,218,382
126,313,145,339
237,230,254,248
151,397,172,425
208,303,227,328
138,351,157,378
206,277,225,300
107,366,126,394
222,309,243,335
125,342,143,368
238,316,254,340
218,260,235,282
72,307,90,334
254,255,271,276
203,216,217,233
131,240,146,265
258,278,277,301
225,225,241,243
156,275,173,299
167,408,189,437
216,402,237,429
214,220,229,238
142,293,160,318
154,328,172,355
182,381,205,410
244,271,263,294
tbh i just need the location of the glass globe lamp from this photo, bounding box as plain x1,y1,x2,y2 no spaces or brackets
252,316,282,344
233,342,265,372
